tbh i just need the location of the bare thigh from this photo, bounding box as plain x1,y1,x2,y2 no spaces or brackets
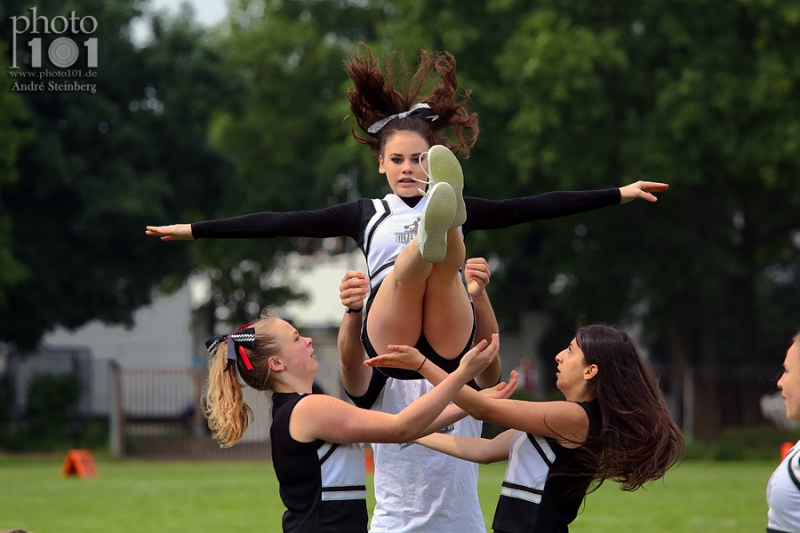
422,266,474,359
365,270,427,357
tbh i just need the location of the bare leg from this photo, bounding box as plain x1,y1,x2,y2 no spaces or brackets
366,228,473,360
422,228,473,359
365,237,431,356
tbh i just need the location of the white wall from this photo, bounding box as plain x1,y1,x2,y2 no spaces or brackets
44,286,193,367
271,251,368,329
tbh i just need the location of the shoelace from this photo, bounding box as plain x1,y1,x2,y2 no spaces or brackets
413,149,434,195
414,178,429,196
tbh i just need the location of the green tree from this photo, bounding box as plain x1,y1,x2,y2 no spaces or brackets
381,0,800,441
0,0,241,348
0,28,29,311
24,373,82,450
191,0,393,325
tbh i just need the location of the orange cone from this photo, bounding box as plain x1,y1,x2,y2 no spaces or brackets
61,449,98,478
365,446,374,474
781,442,794,461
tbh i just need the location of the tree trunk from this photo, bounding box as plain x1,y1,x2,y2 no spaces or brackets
694,298,721,444
665,330,691,438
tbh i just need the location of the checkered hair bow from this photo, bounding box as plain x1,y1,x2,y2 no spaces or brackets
367,103,439,134
205,323,256,372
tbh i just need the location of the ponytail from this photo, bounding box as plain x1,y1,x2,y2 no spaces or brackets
204,340,254,448
202,316,280,447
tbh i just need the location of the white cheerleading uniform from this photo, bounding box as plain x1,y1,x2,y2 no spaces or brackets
194,188,621,531
767,440,800,533
361,195,429,290
351,372,485,533
193,190,621,296
492,401,600,533
271,392,368,533
193,189,621,377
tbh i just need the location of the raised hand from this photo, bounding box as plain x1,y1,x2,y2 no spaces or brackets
339,271,369,311
145,224,194,241
457,333,499,382
619,181,669,204
481,370,519,400
465,257,491,297
366,344,426,372
367,334,501,385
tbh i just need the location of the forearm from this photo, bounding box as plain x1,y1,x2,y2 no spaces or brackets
417,360,487,410
192,203,359,240
416,431,509,464
338,311,371,397
475,356,501,390
463,189,621,232
472,291,500,388
472,291,498,345
416,404,469,438
389,370,470,442
418,360,491,418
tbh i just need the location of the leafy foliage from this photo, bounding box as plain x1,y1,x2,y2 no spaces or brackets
1,0,797,439
0,0,239,348
374,0,800,440
189,0,390,324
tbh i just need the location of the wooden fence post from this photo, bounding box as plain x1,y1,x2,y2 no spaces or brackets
109,360,125,458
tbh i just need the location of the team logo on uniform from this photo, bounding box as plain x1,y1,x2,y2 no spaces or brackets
395,218,420,244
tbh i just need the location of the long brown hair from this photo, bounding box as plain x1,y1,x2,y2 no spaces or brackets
576,325,685,491
345,45,479,156
203,316,281,448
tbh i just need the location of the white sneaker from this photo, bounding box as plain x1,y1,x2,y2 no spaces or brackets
417,182,456,263
417,145,465,228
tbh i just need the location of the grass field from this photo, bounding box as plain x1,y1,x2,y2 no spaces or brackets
0,454,774,532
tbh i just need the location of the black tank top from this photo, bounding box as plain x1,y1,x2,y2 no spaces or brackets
492,401,601,533
271,392,368,532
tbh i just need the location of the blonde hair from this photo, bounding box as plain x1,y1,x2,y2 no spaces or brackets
203,315,281,447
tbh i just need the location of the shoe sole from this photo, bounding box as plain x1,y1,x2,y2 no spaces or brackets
426,145,465,228
418,182,456,263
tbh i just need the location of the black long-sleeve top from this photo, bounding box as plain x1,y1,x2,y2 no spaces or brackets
192,189,621,244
